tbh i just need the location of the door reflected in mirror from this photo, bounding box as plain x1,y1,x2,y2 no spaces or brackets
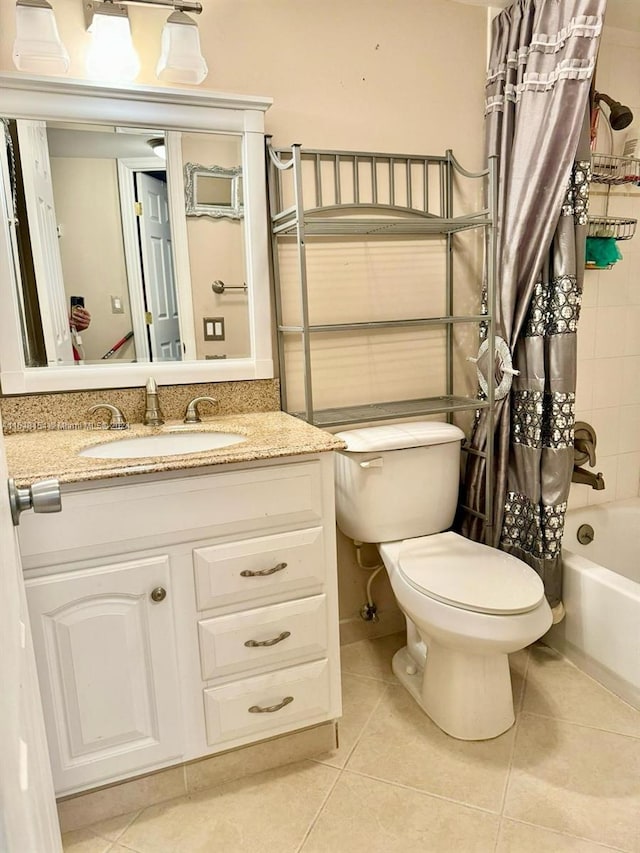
2,120,250,369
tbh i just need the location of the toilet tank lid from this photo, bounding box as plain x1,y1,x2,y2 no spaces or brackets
335,422,465,452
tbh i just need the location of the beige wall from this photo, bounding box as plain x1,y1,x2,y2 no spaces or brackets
50,157,136,363
0,0,488,637
0,0,487,166
181,133,249,360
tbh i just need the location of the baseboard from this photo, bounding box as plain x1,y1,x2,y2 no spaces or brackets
57,721,338,834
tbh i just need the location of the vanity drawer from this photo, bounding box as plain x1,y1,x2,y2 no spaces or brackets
18,461,324,563
193,527,325,611
203,659,331,747
198,594,327,680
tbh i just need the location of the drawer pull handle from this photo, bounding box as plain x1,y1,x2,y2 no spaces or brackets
248,696,294,714
240,562,287,578
244,630,291,648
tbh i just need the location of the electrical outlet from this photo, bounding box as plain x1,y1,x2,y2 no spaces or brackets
203,317,225,341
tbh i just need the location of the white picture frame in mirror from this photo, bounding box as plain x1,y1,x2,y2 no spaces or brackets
0,73,273,394
184,163,243,220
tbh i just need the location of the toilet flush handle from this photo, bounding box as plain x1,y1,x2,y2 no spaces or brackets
359,457,383,469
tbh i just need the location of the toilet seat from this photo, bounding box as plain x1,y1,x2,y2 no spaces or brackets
396,531,545,615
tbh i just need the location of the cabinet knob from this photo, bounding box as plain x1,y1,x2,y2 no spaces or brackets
150,586,167,602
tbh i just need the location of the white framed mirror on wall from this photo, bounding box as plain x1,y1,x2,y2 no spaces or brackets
0,73,273,394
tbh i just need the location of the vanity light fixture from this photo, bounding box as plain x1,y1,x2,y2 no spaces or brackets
12,0,70,75
148,137,166,159
156,9,208,85
83,0,206,85
85,1,140,82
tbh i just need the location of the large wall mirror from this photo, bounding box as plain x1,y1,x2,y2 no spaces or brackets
0,75,273,394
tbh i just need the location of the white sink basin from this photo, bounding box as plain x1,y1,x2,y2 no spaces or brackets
79,431,245,460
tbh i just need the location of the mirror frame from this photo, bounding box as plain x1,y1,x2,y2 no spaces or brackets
184,163,243,219
0,73,273,394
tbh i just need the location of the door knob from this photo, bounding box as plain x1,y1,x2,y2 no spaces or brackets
8,478,62,527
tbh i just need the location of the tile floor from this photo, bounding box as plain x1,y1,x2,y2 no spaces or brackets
63,634,640,853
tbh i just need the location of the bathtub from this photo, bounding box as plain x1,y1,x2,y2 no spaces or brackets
544,497,640,710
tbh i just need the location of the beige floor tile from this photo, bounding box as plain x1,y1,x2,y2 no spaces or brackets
504,713,640,851
61,829,112,853
496,819,626,852
339,632,404,682
84,811,141,843
107,847,142,852
316,674,388,768
118,760,339,853
346,683,514,812
301,770,500,852
523,644,640,738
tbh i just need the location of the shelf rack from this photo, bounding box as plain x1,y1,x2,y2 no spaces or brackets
591,152,640,185
588,153,639,256
267,142,498,538
587,215,637,241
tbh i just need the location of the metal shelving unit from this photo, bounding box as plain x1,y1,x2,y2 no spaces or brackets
267,142,498,536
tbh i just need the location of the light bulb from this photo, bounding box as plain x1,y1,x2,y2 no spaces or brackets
148,138,166,159
156,10,207,85
12,0,70,75
86,8,140,82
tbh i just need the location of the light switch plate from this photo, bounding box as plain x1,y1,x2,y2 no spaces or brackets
111,295,124,314
203,317,225,341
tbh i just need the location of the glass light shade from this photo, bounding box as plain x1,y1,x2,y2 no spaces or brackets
148,138,166,159
12,3,70,75
86,11,140,82
156,14,208,85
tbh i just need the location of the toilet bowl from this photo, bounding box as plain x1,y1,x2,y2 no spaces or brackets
379,533,552,740
334,421,553,741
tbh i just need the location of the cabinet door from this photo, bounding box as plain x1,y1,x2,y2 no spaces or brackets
26,555,183,795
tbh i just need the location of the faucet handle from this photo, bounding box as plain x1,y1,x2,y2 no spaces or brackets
574,421,597,467
184,396,217,424
88,404,128,430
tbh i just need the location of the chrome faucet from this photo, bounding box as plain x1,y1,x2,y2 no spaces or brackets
88,403,128,430
143,378,164,426
571,466,606,490
183,396,217,424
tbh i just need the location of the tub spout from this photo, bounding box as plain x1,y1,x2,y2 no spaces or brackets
571,465,605,490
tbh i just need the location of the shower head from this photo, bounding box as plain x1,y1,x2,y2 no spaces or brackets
594,91,634,131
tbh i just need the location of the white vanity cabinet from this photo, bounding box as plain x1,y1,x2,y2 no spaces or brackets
24,554,184,794
19,454,341,796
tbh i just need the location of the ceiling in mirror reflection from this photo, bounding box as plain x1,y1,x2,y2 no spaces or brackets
4,120,249,370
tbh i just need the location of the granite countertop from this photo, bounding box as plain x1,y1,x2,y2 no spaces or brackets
4,411,346,486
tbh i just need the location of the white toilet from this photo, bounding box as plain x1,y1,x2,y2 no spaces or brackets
334,421,552,740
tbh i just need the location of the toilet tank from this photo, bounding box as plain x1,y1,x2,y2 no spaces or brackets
334,422,465,544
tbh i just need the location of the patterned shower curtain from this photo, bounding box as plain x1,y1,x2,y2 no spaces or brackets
461,0,606,607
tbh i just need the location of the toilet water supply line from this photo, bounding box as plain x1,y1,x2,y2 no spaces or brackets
354,541,384,621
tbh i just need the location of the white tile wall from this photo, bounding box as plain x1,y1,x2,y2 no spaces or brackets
568,24,640,508
572,201,640,507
